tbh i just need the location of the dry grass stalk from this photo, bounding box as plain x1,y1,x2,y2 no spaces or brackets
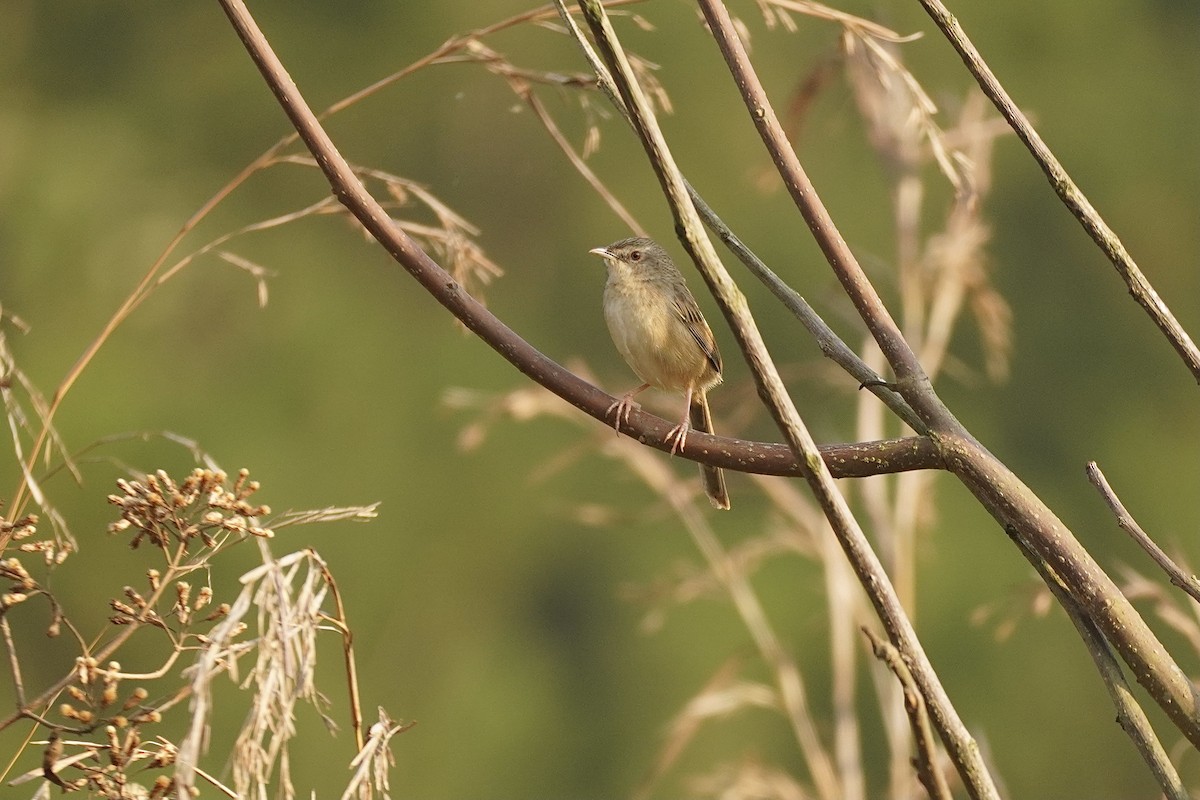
687,755,812,800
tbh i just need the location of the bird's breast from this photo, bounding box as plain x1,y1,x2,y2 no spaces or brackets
603,280,712,392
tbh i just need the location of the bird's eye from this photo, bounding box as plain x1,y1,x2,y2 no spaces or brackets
630,250,642,262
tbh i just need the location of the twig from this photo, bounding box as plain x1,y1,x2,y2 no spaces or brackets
1086,462,1200,604
521,89,646,236
0,618,25,709
690,3,998,797
1000,525,1189,800
315,553,366,753
913,0,1200,384
861,628,953,800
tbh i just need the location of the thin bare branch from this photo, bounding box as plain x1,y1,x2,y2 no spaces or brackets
1001,526,1189,800
913,0,1200,383
1086,462,1200,604
697,0,1200,755
689,3,998,797
862,629,953,800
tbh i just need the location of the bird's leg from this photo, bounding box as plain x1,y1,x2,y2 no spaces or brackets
607,383,650,434
666,386,694,455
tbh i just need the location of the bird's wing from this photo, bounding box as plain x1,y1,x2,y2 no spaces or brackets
670,286,722,376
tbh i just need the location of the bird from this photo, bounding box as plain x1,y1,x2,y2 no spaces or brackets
589,237,730,510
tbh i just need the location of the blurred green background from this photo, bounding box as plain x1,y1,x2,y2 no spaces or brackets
1,1,1198,797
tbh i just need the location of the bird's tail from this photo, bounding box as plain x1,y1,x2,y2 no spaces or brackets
690,392,730,510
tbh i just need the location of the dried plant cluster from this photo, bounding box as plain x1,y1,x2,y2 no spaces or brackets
0,460,389,799
107,468,273,552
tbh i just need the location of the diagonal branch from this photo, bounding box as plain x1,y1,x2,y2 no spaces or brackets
580,2,999,798
693,2,929,398
697,0,1200,757
914,0,1200,383
1000,524,1189,800
1086,462,1200,605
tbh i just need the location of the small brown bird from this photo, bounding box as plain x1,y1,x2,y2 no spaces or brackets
590,237,730,510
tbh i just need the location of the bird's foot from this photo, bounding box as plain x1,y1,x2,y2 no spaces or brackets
666,422,690,455
606,395,641,434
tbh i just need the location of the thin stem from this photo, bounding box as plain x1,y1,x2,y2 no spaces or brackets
693,3,998,797
316,553,365,753
1086,462,1200,604
862,628,953,800
0,618,25,708
1001,525,1189,800
914,0,1200,383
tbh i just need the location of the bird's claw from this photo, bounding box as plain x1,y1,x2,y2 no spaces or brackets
666,422,690,455
606,396,641,435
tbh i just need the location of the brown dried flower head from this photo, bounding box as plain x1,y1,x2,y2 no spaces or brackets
107,468,273,551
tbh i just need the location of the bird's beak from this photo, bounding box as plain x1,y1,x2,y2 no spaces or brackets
588,246,611,259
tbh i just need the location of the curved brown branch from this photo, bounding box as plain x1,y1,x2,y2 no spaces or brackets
211,0,933,487
914,0,1200,383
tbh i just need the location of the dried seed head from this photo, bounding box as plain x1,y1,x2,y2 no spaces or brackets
106,726,122,766
123,586,147,610
149,775,173,800
123,687,149,711
132,709,161,725
150,739,176,767
110,600,137,617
